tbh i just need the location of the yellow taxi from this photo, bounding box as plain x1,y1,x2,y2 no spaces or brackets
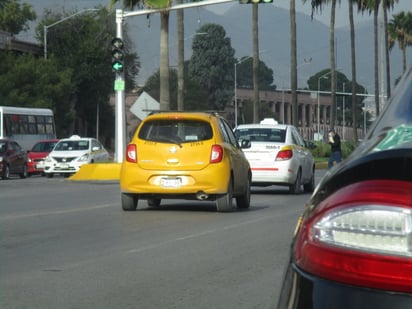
120,112,252,212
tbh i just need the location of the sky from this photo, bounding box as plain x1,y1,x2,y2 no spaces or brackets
18,0,412,91
23,0,412,29
207,0,411,28
19,0,411,41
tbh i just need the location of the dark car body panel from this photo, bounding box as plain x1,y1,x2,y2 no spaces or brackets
278,265,412,309
0,139,28,179
277,68,412,308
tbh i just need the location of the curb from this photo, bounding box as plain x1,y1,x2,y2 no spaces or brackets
69,163,121,181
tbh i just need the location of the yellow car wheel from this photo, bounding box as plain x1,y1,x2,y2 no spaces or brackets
216,177,233,212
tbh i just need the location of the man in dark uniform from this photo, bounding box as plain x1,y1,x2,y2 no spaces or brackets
328,128,342,169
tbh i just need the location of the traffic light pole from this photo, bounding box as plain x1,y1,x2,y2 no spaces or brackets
114,9,126,163
114,0,235,163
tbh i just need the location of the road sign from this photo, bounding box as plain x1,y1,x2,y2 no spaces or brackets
130,91,160,120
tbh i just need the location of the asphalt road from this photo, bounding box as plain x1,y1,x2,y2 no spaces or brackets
0,170,326,309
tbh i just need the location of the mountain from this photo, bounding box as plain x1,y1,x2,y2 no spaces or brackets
20,1,410,93
127,3,409,93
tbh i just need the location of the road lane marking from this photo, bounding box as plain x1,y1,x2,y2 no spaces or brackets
0,203,117,221
127,214,294,254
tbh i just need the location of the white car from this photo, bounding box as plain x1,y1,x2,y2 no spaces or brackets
234,119,316,194
43,135,110,178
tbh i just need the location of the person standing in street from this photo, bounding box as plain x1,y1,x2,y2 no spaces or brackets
328,128,342,169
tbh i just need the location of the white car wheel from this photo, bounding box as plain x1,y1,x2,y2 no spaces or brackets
289,169,302,194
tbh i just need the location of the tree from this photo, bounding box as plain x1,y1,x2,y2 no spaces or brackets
388,11,412,75
0,52,74,137
112,0,172,111
382,0,398,99
142,65,209,111
188,24,236,110
358,0,381,117
35,7,139,140
348,0,358,142
236,57,274,90
290,0,298,126
303,0,339,130
0,0,36,35
176,0,184,110
242,99,276,124
252,4,260,123
307,70,366,129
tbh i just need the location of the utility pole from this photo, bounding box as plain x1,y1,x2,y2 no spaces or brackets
114,0,235,162
114,9,126,163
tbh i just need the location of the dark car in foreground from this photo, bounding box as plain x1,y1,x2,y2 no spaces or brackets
0,139,28,179
277,67,412,308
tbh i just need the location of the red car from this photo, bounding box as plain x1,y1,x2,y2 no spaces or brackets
27,139,59,176
0,139,28,179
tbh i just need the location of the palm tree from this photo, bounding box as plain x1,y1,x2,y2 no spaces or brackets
358,0,381,116
382,0,398,99
253,4,260,123
348,0,358,142
290,0,297,126
329,0,337,130
388,11,412,74
176,0,184,110
111,0,172,111
303,0,338,130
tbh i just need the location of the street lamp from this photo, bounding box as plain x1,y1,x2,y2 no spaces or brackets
277,58,312,124
234,51,268,127
234,56,252,127
43,9,99,59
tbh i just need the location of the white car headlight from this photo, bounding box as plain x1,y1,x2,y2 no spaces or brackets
78,153,90,162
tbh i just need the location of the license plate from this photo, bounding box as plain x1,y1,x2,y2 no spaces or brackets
59,163,69,169
160,177,181,188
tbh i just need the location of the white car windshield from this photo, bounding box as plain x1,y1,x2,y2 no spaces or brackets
235,128,286,143
54,140,89,151
138,120,213,143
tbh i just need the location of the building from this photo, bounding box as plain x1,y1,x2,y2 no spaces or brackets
233,87,365,141
0,31,42,55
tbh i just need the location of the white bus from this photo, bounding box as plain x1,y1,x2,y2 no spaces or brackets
0,106,56,150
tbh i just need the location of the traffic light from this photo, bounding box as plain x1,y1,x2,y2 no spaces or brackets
111,37,124,73
239,0,273,3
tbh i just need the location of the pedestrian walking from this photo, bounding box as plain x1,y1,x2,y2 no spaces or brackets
328,128,342,169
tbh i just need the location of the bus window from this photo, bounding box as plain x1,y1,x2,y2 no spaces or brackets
0,106,56,150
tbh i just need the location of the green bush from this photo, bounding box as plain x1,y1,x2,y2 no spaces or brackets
310,140,358,160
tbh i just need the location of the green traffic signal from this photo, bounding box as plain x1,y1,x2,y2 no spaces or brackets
111,37,124,73
112,60,124,72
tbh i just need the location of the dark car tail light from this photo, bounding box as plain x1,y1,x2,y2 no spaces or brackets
276,149,293,161
295,179,412,293
126,144,137,163
210,145,223,163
